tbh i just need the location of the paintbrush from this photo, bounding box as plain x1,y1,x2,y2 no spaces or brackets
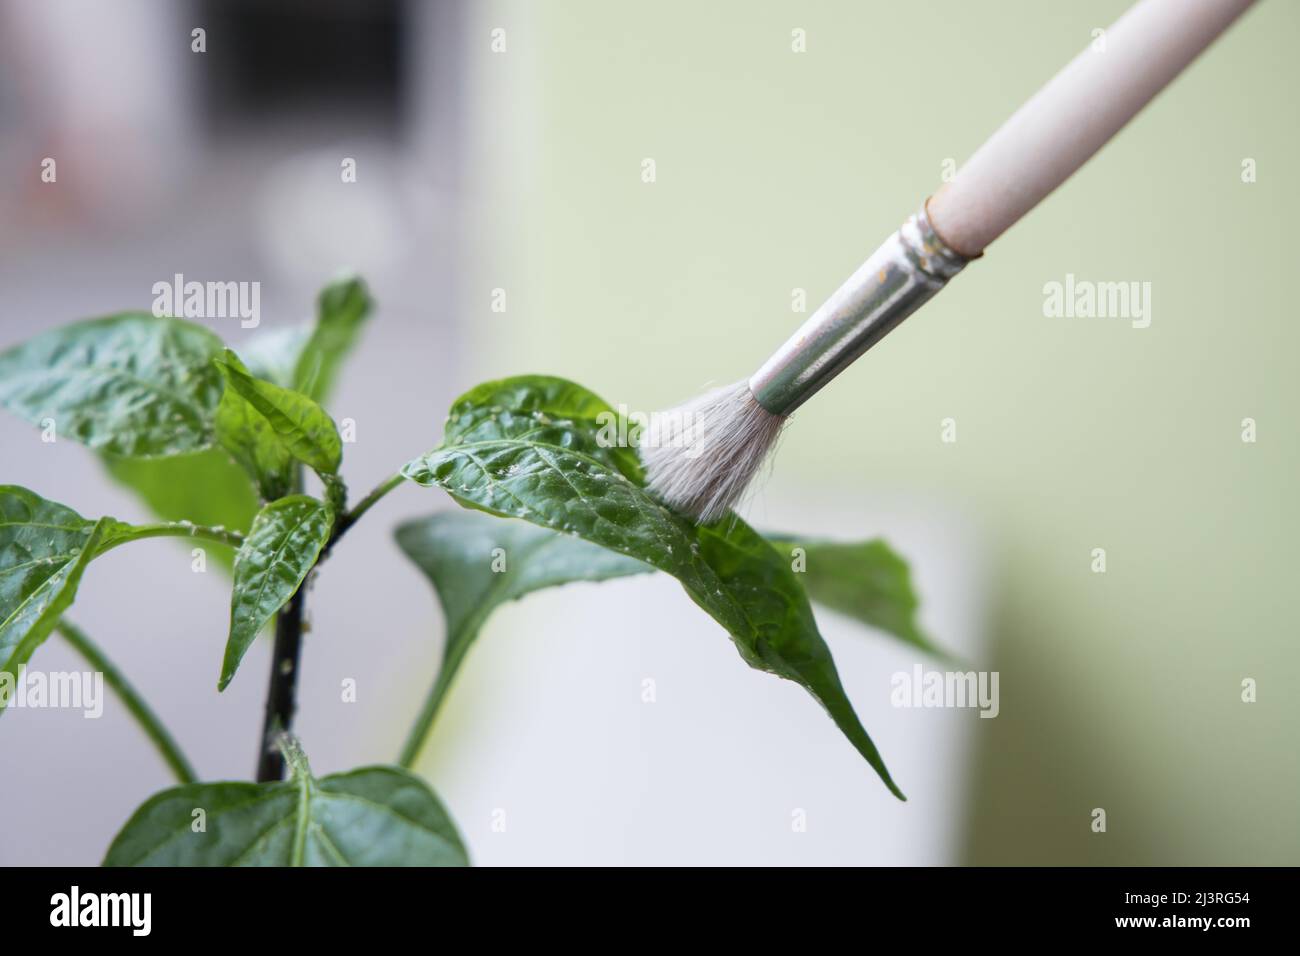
644,0,1254,522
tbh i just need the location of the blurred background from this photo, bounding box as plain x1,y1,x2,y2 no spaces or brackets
1,0,1296,865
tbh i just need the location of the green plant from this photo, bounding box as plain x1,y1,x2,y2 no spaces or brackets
0,277,941,866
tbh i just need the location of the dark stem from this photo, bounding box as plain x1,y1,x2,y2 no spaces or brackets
255,580,308,781
251,471,403,780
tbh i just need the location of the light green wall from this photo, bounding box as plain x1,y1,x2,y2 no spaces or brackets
468,0,1299,863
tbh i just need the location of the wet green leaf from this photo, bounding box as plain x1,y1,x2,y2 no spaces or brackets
220,495,333,690
0,487,113,712
394,512,944,759
441,375,644,483
214,352,295,500
214,350,341,477
0,314,224,457
104,744,467,866
402,376,903,798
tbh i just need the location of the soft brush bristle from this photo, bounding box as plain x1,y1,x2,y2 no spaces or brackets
641,381,786,523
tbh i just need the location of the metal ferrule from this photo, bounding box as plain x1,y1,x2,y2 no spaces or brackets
748,202,971,415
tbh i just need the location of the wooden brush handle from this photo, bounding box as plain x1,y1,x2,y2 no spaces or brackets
927,0,1254,258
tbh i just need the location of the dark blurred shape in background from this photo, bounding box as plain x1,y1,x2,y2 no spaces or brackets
198,0,404,132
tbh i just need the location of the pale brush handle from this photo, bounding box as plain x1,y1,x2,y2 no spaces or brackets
928,0,1255,258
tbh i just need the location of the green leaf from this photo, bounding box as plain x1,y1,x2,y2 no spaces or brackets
294,277,372,401
221,495,333,690
240,277,371,402
214,352,295,500
104,748,468,866
442,375,644,483
0,487,113,712
99,450,260,570
394,510,648,764
402,375,904,798
0,314,224,457
401,516,940,663
214,350,342,476
394,514,944,758
769,536,947,658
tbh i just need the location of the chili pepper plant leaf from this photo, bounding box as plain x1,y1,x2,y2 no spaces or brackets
394,510,649,761
402,375,904,798
440,376,644,482
214,352,297,500
220,495,333,691
213,350,342,479
293,277,372,401
394,511,943,759
0,487,117,713
766,536,947,658
0,314,224,457
104,742,468,866
240,276,371,403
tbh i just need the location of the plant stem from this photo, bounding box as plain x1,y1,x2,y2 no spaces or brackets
96,521,245,554
397,634,475,768
57,618,197,785
397,670,454,769
255,582,308,781
334,472,405,538
253,472,403,779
